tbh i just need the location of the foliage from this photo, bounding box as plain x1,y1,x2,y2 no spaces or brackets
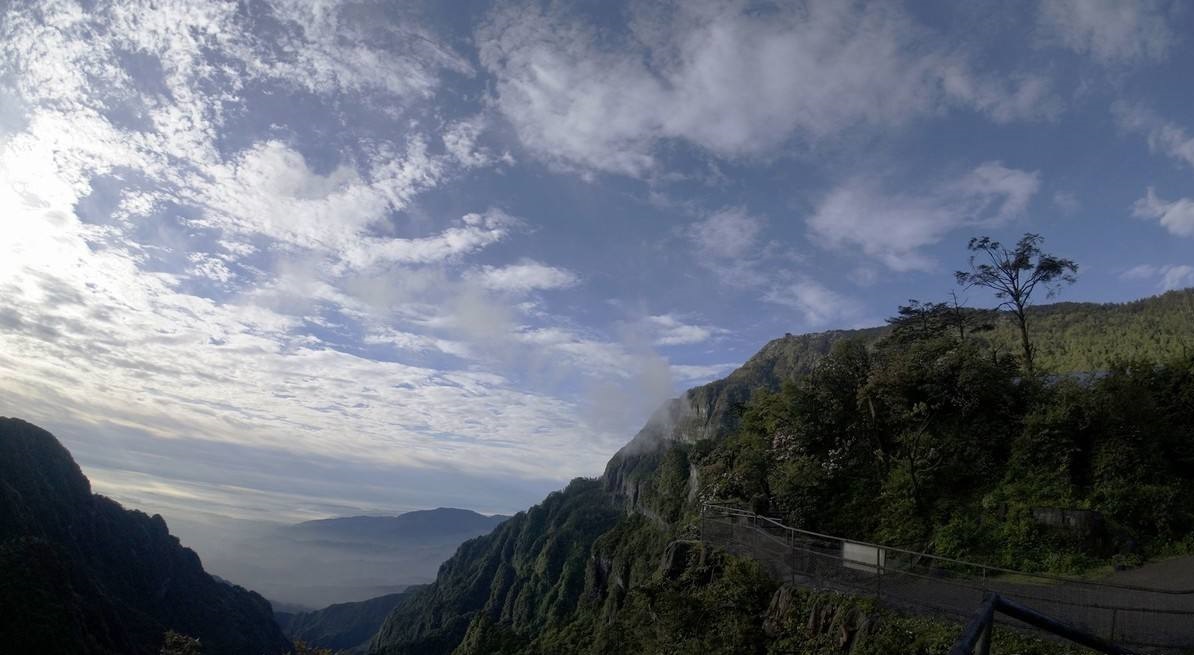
278,591,412,652
955,233,1079,371
695,333,1194,572
370,288,1194,655
369,478,622,655
763,586,1089,655
160,631,203,655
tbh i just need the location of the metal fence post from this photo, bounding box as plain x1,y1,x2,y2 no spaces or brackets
976,617,992,655
875,548,882,599
789,533,796,585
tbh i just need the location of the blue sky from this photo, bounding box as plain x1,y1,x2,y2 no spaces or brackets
1,0,1192,523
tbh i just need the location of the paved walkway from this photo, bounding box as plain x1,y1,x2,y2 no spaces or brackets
701,514,1194,651
1105,555,1194,591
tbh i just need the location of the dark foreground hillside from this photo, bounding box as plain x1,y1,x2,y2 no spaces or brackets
276,590,415,653
0,417,291,655
369,289,1194,655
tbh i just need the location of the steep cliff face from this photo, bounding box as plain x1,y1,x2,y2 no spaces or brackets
602,328,882,516
368,331,840,655
0,417,291,655
369,479,621,655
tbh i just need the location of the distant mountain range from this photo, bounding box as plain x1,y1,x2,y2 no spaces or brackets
286,508,509,547
185,507,510,609
261,510,505,651
0,417,290,655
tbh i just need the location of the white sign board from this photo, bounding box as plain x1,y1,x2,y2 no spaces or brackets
842,541,885,573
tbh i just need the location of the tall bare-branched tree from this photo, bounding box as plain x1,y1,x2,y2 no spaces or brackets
955,233,1078,373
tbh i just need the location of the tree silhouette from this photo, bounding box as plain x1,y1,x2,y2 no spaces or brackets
955,233,1077,373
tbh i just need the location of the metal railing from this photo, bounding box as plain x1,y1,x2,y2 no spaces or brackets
700,504,1194,651
951,593,1134,655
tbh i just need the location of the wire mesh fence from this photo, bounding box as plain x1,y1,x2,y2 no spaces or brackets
700,504,1194,651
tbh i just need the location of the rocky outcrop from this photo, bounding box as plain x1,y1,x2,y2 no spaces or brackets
764,584,878,653
658,540,706,580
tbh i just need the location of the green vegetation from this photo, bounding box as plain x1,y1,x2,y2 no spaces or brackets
369,282,1194,655
955,233,1079,372
447,531,1089,655
699,335,1194,571
369,479,622,654
160,631,203,655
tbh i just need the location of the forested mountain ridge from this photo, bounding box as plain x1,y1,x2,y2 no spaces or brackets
277,591,416,653
0,417,292,655
615,288,1194,463
369,288,1194,655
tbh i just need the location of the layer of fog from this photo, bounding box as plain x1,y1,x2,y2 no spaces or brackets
169,513,474,609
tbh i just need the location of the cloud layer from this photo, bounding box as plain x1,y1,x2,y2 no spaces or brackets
477,1,1058,176
1,0,1192,523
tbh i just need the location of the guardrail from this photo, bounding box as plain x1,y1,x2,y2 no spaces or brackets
950,593,1134,655
700,504,1194,651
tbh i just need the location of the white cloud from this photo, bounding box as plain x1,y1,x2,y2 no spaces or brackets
849,266,878,287
187,253,235,285
687,207,765,260
0,0,677,512
472,260,580,293
762,279,864,327
354,210,519,269
517,327,644,380
1121,264,1158,280
0,195,620,484
1121,264,1194,291
1038,0,1177,64
807,162,1040,271
443,115,513,169
683,208,778,289
1161,266,1194,290
476,1,1058,176
679,206,862,328
243,0,473,98
1053,191,1081,215
1113,102,1194,170
362,327,471,358
670,363,738,383
647,314,721,347
1133,188,1194,237
199,140,391,250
